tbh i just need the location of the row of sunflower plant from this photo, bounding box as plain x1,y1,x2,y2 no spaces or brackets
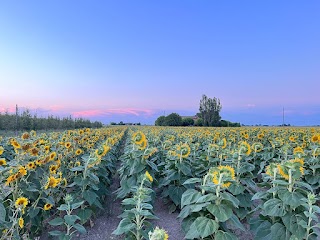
120,126,320,239
0,127,126,240
113,129,169,240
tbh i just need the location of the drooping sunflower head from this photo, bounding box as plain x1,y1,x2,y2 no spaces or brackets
239,141,251,155
252,142,264,153
138,139,148,150
132,131,146,145
179,143,191,158
277,158,304,180
265,162,279,177
293,146,304,157
19,217,24,228
148,226,169,240
217,138,227,149
211,165,235,188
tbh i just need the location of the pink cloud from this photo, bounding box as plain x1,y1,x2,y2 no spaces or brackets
71,108,155,118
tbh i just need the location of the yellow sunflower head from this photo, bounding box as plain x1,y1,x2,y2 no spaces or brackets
0,146,4,155
145,171,153,182
211,165,235,188
252,142,264,153
132,131,146,145
239,141,251,155
0,158,6,166
15,197,29,209
44,203,53,211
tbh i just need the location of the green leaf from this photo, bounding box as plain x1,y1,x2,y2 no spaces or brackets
49,217,64,226
215,230,238,240
220,192,239,208
0,202,6,222
78,209,93,224
262,198,286,217
278,190,305,208
73,223,87,234
29,207,40,218
122,198,136,205
207,203,233,222
71,201,84,210
112,219,136,235
57,204,69,211
89,172,100,182
181,189,201,208
195,194,216,204
83,190,98,205
64,215,80,226
183,178,202,185
227,214,246,231
70,166,85,171
185,217,218,239
270,223,289,240
250,219,272,240
49,230,64,236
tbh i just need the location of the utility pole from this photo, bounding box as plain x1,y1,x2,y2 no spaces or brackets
15,104,18,135
282,107,285,126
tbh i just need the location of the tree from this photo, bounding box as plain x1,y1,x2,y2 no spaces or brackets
199,94,222,127
195,118,203,126
182,118,194,126
155,116,166,126
164,113,182,126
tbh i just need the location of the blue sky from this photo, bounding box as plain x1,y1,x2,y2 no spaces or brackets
0,1,319,125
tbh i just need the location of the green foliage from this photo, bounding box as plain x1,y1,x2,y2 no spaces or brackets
154,113,182,126
199,94,222,127
182,118,194,126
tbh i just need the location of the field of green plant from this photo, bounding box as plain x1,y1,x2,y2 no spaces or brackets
1,126,320,240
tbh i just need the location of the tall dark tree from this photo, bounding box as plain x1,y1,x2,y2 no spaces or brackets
199,94,222,127
164,113,182,126
155,116,166,126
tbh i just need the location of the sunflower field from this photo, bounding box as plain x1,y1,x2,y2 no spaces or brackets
1,126,320,240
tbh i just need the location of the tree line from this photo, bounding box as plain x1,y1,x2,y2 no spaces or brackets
155,94,240,127
0,108,103,131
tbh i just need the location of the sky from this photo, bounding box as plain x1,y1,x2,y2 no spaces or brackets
0,1,319,126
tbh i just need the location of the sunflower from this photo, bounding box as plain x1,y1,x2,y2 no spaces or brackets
132,131,146,145
149,226,169,240
0,146,4,155
278,158,304,180
18,166,27,176
21,132,30,140
180,143,191,158
311,135,319,143
26,161,36,170
211,165,235,188
289,136,296,142
11,141,21,149
217,138,227,149
138,139,147,150
44,203,52,211
49,152,57,161
44,176,60,189
15,197,29,209
265,163,278,177
239,141,251,155
5,175,16,185
65,142,72,149
293,146,304,155
0,158,6,166
75,149,82,155
145,171,153,182
44,145,50,153
252,142,263,153
18,217,24,229
30,147,39,156
49,165,58,174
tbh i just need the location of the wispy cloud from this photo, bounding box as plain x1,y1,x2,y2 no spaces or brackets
71,108,155,118
246,104,256,108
